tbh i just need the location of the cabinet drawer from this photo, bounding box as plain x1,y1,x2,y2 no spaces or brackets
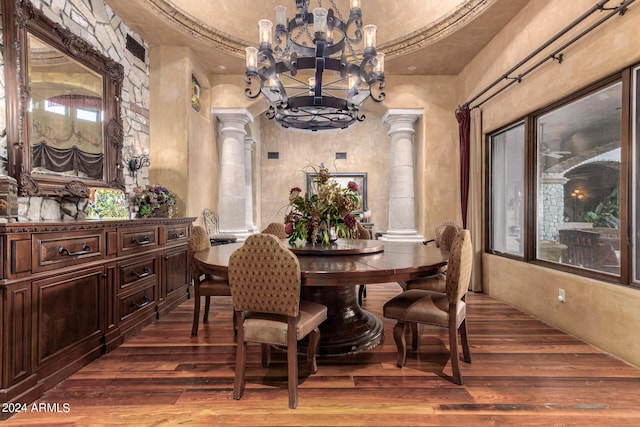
165,224,189,245
118,256,157,291
118,226,158,256
119,283,156,322
33,230,105,273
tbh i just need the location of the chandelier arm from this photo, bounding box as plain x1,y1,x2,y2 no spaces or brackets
343,11,363,45
358,51,382,85
369,80,386,103
245,72,262,99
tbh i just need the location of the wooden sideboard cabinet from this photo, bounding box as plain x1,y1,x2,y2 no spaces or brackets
0,218,194,411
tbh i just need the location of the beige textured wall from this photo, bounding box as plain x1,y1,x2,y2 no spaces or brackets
149,46,190,214
188,56,217,223
257,111,390,233
208,74,459,238
150,46,219,225
457,0,640,366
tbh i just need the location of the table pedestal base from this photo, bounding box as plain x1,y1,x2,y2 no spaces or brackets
301,286,384,357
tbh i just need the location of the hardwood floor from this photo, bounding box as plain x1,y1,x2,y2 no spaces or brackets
5,284,640,426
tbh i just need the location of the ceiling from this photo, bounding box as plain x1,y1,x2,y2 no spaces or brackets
105,0,531,76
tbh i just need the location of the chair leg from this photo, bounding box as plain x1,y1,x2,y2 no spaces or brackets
191,291,201,336
307,327,320,374
358,285,366,306
410,322,419,351
203,296,211,323
261,343,271,368
287,319,298,409
449,314,463,385
392,321,408,368
233,312,247,400
459,318,472,363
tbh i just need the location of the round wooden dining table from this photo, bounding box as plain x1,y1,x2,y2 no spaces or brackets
193,238,449,357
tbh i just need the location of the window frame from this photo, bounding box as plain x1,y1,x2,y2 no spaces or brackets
485,69,633,287
486,120,527,259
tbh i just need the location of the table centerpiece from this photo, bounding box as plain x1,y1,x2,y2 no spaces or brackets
284,165,360,245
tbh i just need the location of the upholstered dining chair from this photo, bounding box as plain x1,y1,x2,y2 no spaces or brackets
189,225,232,336
228,233,328,409
404,224,460,294
261,222,288,239
424,220,462,248
383,229,473,385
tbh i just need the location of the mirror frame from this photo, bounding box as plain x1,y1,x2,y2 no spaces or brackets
3,0,124,197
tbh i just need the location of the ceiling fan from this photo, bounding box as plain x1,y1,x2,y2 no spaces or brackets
539,122,571,159
541,145,572,159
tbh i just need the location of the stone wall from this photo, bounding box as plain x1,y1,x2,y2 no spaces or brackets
0,0,150,221
540,173,567,241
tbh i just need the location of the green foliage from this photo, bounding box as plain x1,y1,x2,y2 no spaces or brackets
583,187,619,228
133,185,177,218
284,165,360,245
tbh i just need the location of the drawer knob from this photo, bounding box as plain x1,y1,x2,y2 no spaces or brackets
58,243,92,257
131,236,151,246
131,267,151,279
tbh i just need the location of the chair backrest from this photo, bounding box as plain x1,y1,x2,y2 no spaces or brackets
438,224,460,252
261,222,288,239
355,221,371,239
202,209,220,237
189,225,211,253
445,229,473,303
434,220,462,248
228,233,301,317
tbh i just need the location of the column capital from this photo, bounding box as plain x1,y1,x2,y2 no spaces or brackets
212,109,254,130
382,109,423,128
244,136,256,146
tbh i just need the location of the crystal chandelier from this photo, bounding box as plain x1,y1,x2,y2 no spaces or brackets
244,0,386,131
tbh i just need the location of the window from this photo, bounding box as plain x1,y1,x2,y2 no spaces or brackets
489,122,525,256
536,82,621,274
487,75,626,283
76,108,99,122
44,100,66,115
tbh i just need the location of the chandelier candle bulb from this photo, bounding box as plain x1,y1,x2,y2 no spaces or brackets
258,19,273,47
363,24,377,50
374,52,385,74
275,5,287,27
245,47,258,70
351,0,360,9
313,8,328,35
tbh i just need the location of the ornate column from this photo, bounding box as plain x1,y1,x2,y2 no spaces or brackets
212,109,253,240
380,109,424,242
244,136,257,232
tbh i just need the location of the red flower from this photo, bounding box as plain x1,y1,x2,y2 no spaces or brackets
290,187,302,194
285,222,294,236
347,181,359,192
343,214,356,229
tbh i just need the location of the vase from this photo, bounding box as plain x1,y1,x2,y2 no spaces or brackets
306,225,337,244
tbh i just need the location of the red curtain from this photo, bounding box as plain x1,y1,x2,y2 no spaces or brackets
456,106,471,229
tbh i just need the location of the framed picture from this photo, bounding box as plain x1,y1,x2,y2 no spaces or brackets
306,172,368,213
86,188,128,219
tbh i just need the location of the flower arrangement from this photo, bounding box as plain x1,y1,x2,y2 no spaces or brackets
284,165,360,245
133,185,177,218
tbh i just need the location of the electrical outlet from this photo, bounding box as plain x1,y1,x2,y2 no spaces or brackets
558,288,566,303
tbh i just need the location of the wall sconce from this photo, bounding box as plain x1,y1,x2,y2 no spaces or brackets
127,155,150,177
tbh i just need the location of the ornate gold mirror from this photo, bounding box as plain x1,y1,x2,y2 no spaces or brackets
3,0,124,197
